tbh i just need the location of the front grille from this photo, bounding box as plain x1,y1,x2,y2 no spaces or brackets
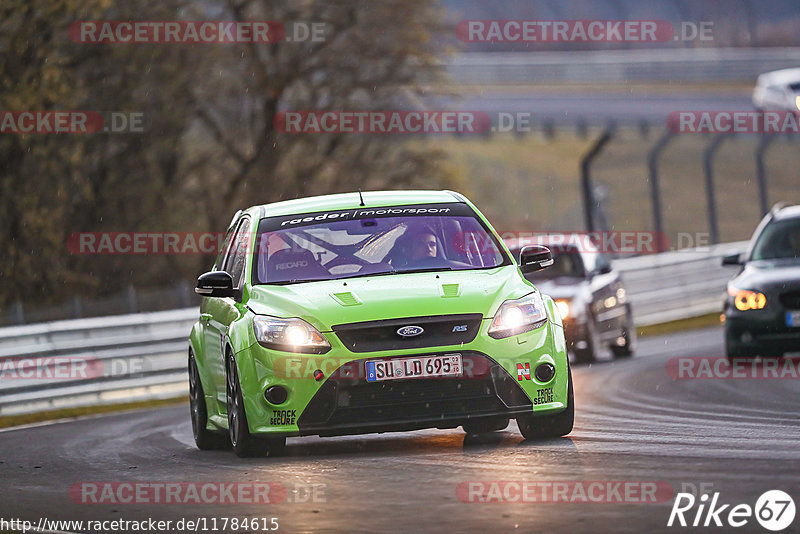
332,314,483,353
780,290,800,310
297,352,532,435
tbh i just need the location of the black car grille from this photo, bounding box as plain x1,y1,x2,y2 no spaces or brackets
780,290,800,310
297,352,532,436
332,314,483,353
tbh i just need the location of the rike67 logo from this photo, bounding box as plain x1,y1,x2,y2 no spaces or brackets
668,490,795,531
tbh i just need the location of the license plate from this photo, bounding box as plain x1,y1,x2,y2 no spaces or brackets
787,311,800,327
365,354,462,382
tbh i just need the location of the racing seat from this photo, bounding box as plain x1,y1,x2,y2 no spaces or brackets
265,248,329,282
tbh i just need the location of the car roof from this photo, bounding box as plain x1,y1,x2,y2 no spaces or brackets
773,204,800,221
757,68,800,85
242,190,465,219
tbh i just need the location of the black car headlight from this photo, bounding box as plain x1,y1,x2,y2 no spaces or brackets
488,293,548,339
727,286,766,311
253,316,331,353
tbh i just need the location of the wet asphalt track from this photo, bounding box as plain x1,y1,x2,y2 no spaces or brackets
1,325,799,534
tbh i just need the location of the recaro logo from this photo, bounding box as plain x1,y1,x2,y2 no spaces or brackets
275,260,308,270
397,326,424,337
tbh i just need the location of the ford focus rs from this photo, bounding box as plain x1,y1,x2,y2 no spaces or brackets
188,190,572,457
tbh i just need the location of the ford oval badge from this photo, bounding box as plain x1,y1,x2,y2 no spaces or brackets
397,325,424,337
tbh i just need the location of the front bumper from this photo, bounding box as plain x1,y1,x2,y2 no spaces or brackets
725,312,800,356
235,318,569,436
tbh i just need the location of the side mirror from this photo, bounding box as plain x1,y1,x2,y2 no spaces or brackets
519,245,554,274
595,264,613,275
195,271,234,298
722,253,742,266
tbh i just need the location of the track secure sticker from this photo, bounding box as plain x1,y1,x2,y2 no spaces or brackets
269,409,296,425
533,387,554,405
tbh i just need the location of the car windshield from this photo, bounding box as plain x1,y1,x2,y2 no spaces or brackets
510,245,586,279
751,219,800,261
254,203,509,284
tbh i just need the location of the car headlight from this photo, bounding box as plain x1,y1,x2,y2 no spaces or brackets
728,287,766,311
488,292,548,339
555,299,570,319
253,316,331,353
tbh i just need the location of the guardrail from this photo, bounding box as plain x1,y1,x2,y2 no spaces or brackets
444,48,800,84
0,241,748,416
0,308,196,416
614,241,747,326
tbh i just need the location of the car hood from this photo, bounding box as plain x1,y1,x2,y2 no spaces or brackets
732,260,800,293
246,265,533,331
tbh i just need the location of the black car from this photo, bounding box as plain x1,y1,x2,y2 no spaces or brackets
507,237,635,363
722,203,800,359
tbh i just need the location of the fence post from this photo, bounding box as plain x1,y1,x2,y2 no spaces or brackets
177,280,191,308
647,131,674,252
580,129,614,233
12,300,25,325
755,134,776,217
126,285,138,314
71,296,83,319
703,134,730,245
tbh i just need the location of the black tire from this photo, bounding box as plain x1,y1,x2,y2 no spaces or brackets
463,416,509,435
226,352,286,458
572,317,597,364
189,351,230,450
611,309,636,358
517,366,574,440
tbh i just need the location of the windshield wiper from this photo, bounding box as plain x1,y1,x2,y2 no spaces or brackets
267,278,329,285
393,266,454,275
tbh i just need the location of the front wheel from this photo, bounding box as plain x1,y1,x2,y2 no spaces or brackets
572,317,597,364
517,366,574,440
226,352,286,458
611,308,636,358
189,351,230,450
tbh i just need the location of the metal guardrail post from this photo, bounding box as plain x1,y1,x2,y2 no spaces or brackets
647,131,674,252
755,134,776,217
12,301,24,325
580,129,614,233
703,134,730,245
126,285,138,314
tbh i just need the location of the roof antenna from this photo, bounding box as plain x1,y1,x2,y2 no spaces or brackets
358,188,365,207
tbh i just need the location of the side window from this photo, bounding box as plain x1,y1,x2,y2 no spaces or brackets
223,218,252,289
214,227,236,270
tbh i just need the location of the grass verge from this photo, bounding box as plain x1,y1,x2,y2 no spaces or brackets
637,312,723,338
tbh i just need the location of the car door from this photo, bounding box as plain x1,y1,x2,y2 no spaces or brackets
589,252,627,341
204,216,252,406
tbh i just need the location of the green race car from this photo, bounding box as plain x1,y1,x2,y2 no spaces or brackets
188,190,573,457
